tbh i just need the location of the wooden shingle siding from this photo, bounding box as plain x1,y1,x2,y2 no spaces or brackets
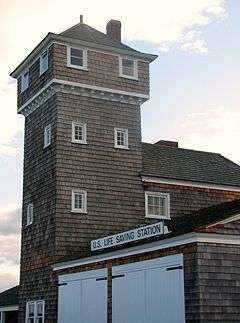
17,45,54,108
52,44,149,95
196,243,240,322
143,182,240,217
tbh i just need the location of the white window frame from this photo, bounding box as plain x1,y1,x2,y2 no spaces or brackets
26,203,33,226
145,192,170,219
71,122,87,144
26,300,45,323
114,128,129,149
21,70,29,92
119,57,138,80
44,124,51,148
67,46,88,70
39,50,49,75
71,190,87,213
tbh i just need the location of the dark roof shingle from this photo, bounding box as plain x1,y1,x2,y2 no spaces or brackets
142,142,240,187
0,286,19,307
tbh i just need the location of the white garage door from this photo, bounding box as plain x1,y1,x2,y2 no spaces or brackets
58,268,107,323
112,254,185,323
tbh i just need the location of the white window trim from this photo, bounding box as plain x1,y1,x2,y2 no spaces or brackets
119,57,138,80
67,46,88,70
39,50,49,76
145,191,170,220
25,300,45,323
26,203,33,226
44,124,51,148
71,190,87,213
71,122,87,144
114,128,129,150
21,70,29,93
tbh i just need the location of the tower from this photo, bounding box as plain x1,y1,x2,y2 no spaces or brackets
10,18,157,322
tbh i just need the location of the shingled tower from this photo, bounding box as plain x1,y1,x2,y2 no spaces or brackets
10,18,157,322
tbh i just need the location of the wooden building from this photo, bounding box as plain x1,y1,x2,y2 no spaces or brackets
0,17,240,323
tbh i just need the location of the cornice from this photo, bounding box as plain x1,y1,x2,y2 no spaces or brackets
18,79,149,117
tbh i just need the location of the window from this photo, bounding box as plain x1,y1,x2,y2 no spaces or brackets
119,57,138,79
72,122,87,144
26,300,45,323
40,50,48,75
67,46,87,70
145,192,170,219
21,70,29,92
71,190,87,213
27,203,33,226
44,124,51,148
114,128,128,149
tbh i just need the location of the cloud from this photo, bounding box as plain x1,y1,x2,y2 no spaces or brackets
0,205,21,292
180,106,240,165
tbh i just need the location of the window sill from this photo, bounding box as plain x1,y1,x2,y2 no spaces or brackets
145,215,171,220
67,64,88,71
71,140,87,145
71,210,87,214
114,145,129,150
43,143,51,149
119,74,139,81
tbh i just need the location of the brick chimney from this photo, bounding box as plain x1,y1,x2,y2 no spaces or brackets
154,140,179,148
106,20,121,42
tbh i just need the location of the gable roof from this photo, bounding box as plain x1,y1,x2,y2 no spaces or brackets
142,142,240,187
0,286,19,307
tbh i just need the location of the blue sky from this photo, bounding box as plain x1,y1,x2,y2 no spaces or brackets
0,0,240,290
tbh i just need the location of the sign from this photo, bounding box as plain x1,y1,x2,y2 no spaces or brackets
91,222,169,251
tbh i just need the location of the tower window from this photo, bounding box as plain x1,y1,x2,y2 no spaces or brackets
72,122,87,144
114,128,129,149
26,203,33,226
67,46,87,70
44,124,51,148
40,50,49,75
119,57,138,80
71,190,87,213
21,70,29,92
26,300,45,323
145,192,170,219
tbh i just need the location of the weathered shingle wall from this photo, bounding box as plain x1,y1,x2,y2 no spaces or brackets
52,44,149,95
196,243,240,322
143,182,240,217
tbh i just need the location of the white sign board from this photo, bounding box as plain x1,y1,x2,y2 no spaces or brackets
91,222,169,251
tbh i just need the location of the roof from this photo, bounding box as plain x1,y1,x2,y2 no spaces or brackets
11,22,157,78
0,286,19,307
53,198,240,266
142,142,240,187
60,23,140,54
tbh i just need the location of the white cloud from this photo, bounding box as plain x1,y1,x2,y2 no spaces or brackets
180,106,240,165
0,206,21,292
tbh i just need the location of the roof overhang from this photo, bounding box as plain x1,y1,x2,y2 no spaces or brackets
10,33,158,79
0,305,18,312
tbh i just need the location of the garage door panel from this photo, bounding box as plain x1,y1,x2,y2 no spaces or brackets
58,269,107,323
146,267,185,323
112,271,146,323
81,278,107,323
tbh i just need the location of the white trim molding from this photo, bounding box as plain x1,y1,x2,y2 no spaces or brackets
119,57,138,80
18,78,149,117
206,213,240,227
71,122,87,144
67,46,88,70
71,190,87,213
141,175,240,192
0,305,18,312
52,232,240,271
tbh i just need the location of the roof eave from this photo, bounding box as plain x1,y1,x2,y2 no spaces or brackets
10,33,158,79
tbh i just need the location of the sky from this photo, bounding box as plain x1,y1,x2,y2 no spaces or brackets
0,0,240,291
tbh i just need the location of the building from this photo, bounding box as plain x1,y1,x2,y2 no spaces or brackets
1,17,240,323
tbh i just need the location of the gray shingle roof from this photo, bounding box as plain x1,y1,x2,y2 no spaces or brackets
60,23,140,53
0,286,19,307
142,142,240,187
